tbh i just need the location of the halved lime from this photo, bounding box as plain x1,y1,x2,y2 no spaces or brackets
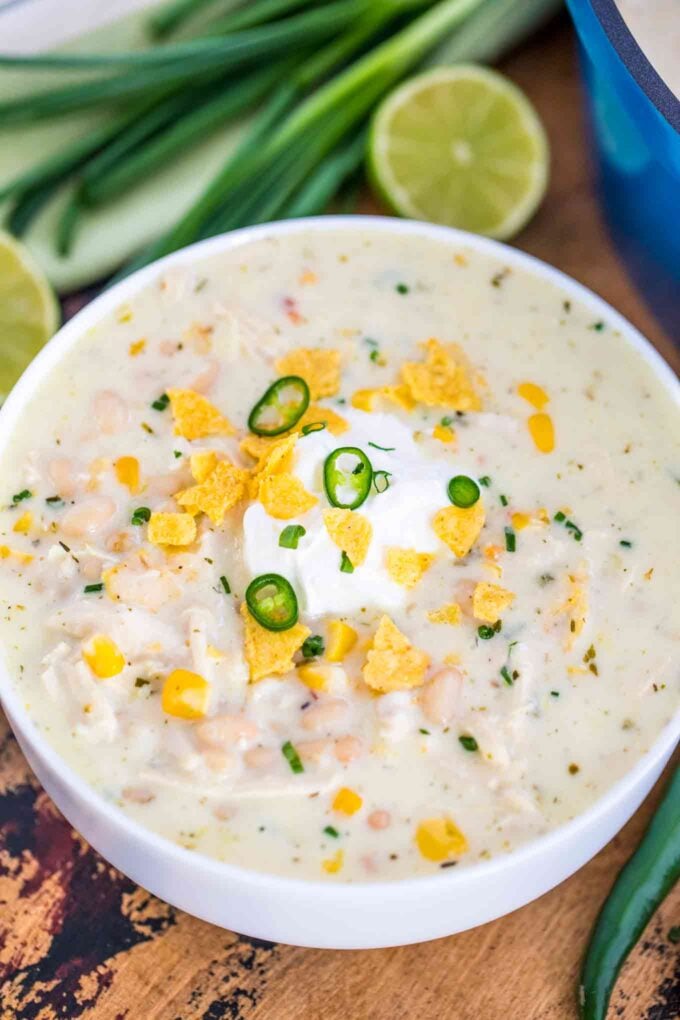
368,65,549,240
0,231,60,403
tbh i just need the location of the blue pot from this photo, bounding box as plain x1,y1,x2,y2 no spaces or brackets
566,0,680,340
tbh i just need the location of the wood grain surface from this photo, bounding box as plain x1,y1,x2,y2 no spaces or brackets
1,14,678,1020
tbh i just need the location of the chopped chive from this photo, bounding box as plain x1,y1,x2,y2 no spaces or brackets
12,489,32,504
135,677,150,688
500,666,513,686
324,825,340,838
550,690,560,698
131,506,151,526
395,282,409,294
554,511,566,522
565,520,583,541
368,441,395,452
478,624,495,640
151,392,170,411
440,416,455,427
340,551,354,573
373,470,391,494
504,527,516,552
459,735,478,752
83,582,104,594
219,575,231,595
279,524,306,549
619,539,632,548
590,321,605,331
301,421,326,436
301,634,324,659
369,348,381,364
419,727,430,735
173,450,182,458
45,495,64,506
499,493,508,507
478,475,492,487
281,740,304,774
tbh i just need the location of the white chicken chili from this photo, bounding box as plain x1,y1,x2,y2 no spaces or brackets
0,226,678,882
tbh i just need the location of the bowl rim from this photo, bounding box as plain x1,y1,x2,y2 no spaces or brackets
0,214,678,900
588,0,680,134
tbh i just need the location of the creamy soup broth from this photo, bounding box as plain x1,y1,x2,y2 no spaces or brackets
0,227,678,881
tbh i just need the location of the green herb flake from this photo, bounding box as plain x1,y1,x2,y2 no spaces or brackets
340,551,354,574
478,475,492,488
173,450,182,459
135,677,150,688
619,539,632,548
589,321,605,331
301,634,324,659
550,690,560,698
504,527,516,553
12,489,32,504
396,282,409,295
499,493,508,507
554,511,566,523
500,666,513,686
281,740,304,774
219,575,231,595
45,495,64,507
369,348,382,364
279,524,306,550
459,735,478,752
478,624,495,641
324,825,340,838
131,506,151,526
565,520,583,541
373,470,391,494
83,582,104,594
419,728,431,735
151,392,170,411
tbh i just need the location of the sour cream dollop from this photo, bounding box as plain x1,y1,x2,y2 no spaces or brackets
243,410,468,617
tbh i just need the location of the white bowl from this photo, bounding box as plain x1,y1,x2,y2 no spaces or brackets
1,216,678,949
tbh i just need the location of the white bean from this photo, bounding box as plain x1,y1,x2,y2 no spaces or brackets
61,496,116,537
93,390,128,435
196,714,259,749
420,668,463,726
301,698,349,733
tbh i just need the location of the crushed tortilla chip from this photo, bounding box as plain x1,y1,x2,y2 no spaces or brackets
432,501,485,558
190,450,220,483
362,615,429,693
275,347,341,399
323,508,372,566
12,511,32,534
167,388,235,440
428,603,462,625
148,512,197,547
176,459,249,524
259,473,318,520
472,582,516,623
400,339,482,411
240,602,310,682
385,547,434,589
556,571,588,650
351,384,416,413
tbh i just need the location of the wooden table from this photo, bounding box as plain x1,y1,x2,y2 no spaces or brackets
1,14,678,1020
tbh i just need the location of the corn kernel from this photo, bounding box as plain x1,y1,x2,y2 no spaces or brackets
321,850,344,874
297,663,328,692
415,817,468,862
527,413,555,453
326,620,358,662
161,668,210,720
517,381,549,409
115,456,140,494
432,423,456,445
511,512,531,531
82,635,125,679
12,511,32,534
332,787,363,815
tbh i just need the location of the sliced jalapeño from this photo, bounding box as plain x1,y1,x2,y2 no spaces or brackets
247,375,310,437
323,446,373,510
245,573,299,631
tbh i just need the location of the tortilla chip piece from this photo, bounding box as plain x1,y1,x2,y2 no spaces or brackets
362,615,429,693
323,508,372,567
245,432,299,498
400,339,482,411
148,512,197,547
176,460,249,525
432,501,485,558
190,450,220,483
259,473,318,520
472,582,515,623
351,384,416,413
240,602,310,682
167,388,235,440
275,347,341,399
385,547,434,589
428,603,462,625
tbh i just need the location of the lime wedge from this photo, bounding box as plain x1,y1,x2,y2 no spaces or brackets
0,231,60,403
368,65,549,240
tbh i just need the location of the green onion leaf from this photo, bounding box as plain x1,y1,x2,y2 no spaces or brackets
459,735,478,752
504,527,516,552
367,441,395,452
12,489,32,504
340,551,354,573
550,690,560,698
499,493,508,507
554,510,566,522
396,282,409,294
151,392,170,411
478,476,492,487
282,739,304,774
173,450,182,459
131,506,151,526
324,825,340,838
619,539,632,548
301,634,324,659
219,575,231,595
279,524,306,549
83,583,104,594
500,666,513,686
